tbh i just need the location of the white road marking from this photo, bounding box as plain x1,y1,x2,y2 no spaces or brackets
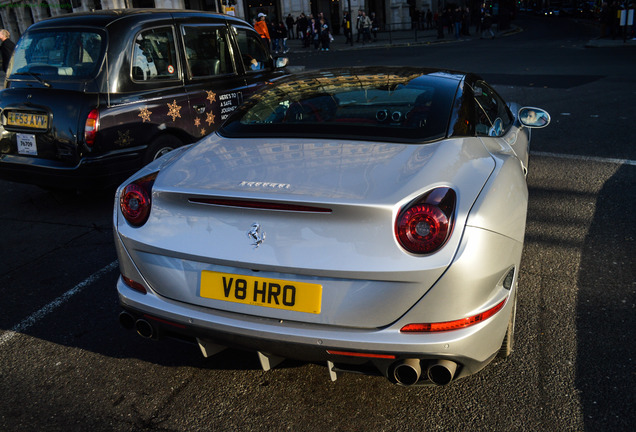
531,151,636,166
0,260,118,347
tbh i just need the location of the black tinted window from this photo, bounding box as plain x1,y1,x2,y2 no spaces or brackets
183,25,234,78
10,30,104,78
220,70,458,143
473,81,513,137
234,27,269,72
132,27,179,82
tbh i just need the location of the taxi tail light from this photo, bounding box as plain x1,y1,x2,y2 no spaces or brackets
395,187,456,254
84,109,99,148
120,172,157,227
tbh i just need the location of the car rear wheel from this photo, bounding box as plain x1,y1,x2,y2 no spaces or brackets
498,292,517,359
144,135,181,165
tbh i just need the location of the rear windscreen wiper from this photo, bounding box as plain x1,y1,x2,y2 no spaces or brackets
11,71,52,88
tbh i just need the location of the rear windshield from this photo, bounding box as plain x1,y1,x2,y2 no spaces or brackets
220,70,459,143
9,29,105,79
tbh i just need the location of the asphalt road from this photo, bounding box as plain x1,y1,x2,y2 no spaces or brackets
1,14,634,432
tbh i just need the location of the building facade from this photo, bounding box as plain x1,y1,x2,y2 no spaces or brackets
0,0,437,41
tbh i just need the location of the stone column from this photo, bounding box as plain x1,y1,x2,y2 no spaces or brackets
155,0,185,8
72,0,98,12
389,0,411,31
31,4,51,24
47,0,73,16
14,4,33,35
100,0,128,9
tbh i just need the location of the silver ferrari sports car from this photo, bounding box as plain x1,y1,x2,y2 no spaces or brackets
114,67,550,386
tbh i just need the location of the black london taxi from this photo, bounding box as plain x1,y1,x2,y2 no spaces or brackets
0,9,289,190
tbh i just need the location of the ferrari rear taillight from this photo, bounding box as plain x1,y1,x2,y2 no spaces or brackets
395,187,456,254
120,172,157,227
122,274,147,294
84,109,99,148
400,298,507,332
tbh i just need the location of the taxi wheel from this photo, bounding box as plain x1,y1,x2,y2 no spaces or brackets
498,291,517,359
144,135,181,164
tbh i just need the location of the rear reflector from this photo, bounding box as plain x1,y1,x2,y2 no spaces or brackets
143,314,187,329
122,275,146,294
400,298,507,333
327,350,397,359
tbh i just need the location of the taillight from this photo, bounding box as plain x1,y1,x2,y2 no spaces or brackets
121,274,147,294
400,298,507,332
395,187,456,254
84,109,99,148
120,172,157,227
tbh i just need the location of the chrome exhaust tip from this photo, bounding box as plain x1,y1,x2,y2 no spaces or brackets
135,319,154,339
427,359,458,386
392,358,422,386
118,311,136,330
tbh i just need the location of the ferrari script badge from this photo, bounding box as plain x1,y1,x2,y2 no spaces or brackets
247,223,265,248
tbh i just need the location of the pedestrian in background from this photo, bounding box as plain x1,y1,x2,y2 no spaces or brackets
320,21,331,51
278,21,290,53
286,14,295,39
0,29,15,73
254,13,270,48
297,13,308,41
361,11,372,43
271,21,282,54
370,12,379,42
356,10,364,43
342,11,352,44
481,12,494,39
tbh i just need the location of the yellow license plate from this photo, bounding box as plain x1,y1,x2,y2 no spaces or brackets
7,112,49,129
200,271,322,314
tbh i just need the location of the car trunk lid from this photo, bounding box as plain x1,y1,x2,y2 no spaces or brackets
120,136,496,327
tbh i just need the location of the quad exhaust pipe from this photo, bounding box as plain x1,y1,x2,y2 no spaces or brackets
426,359,458,386
393,358,422,386
119,310,460,386
393,359,458,386
118,311,156,339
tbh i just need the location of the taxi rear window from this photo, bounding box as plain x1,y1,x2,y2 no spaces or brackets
9,30,104,79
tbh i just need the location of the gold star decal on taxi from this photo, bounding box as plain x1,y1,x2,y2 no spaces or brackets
194,117,201,127
115,130,133,147
200,128,206,136
206,111,216,126
138,107,152,123
206,90,217,104
167,100,182,122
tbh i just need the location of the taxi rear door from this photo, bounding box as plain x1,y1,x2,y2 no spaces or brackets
179,22,249,139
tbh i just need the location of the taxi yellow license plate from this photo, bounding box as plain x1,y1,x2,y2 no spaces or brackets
7,112,49,129
200,271,322,314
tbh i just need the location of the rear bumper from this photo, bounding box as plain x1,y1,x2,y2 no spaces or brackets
117,274,514,383
0,147,145,189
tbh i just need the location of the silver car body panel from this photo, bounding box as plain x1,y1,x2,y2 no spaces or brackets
116,223,520,369
114,134,516,329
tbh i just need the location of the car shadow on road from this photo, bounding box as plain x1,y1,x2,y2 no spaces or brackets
576,164,635,430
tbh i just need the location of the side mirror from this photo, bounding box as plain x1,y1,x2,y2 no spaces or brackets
275,57,289,69
518,107,550,128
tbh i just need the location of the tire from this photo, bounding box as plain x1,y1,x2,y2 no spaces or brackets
143,135,181,165
498,292,517,359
